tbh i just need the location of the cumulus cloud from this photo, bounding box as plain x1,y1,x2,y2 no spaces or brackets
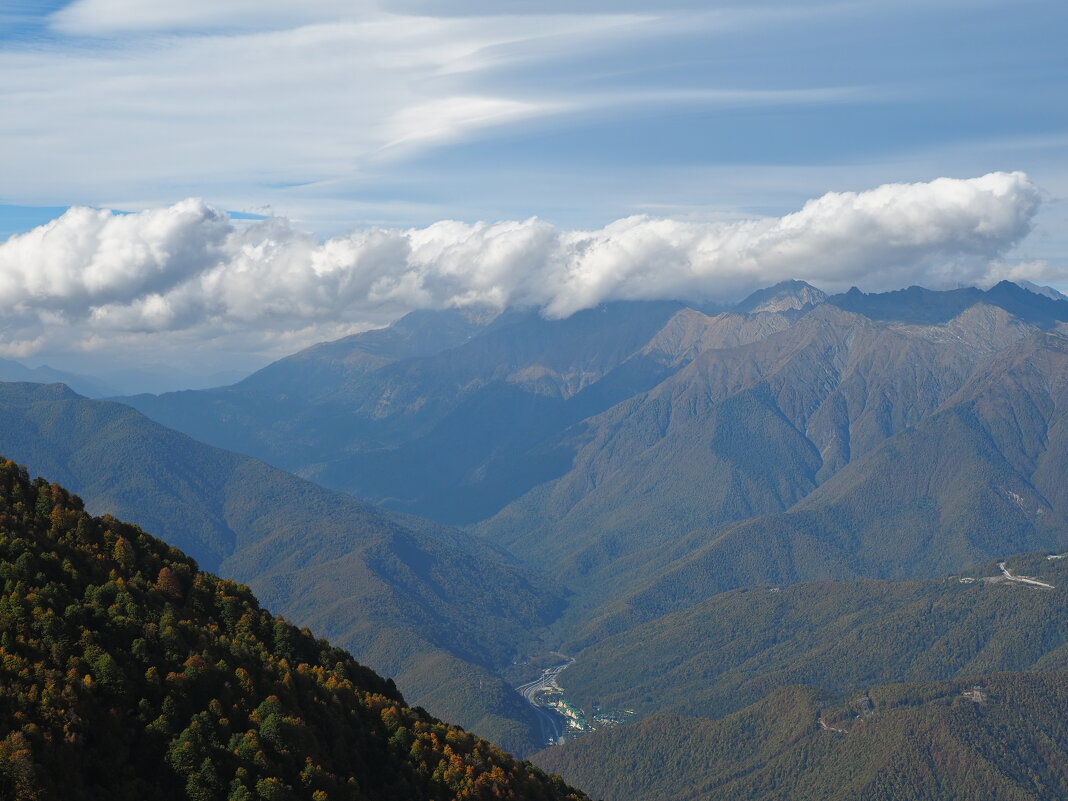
0,172,1047,367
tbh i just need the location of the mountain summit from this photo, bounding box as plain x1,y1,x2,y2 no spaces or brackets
733,279,827,314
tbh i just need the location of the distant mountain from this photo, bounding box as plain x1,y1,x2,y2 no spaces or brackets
0,381,562,755
584,327,1068,628
478,296,1059,602
733,278,827,315
114,281,1068,611
534,671,1068,801
122,301,691,523
0,459,588,801
0,357,119,397
1014,279,1067,302
826,280,1068,326
98,364,252,395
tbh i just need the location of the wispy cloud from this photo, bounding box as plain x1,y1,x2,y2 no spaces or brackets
0,0,884,222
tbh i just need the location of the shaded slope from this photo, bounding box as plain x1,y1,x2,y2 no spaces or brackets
0,382,560,754
0,459,587,801
123,302,693,523
118,308,494,469
534,672,1068,801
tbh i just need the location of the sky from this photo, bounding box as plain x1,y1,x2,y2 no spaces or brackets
0,0,1066,381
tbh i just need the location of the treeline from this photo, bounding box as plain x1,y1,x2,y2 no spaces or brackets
0,459,586,801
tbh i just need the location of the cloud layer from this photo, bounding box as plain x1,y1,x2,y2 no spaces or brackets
0,172,1051,367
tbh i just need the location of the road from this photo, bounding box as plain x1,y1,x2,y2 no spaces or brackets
998,561,1055,589
515,659,574,746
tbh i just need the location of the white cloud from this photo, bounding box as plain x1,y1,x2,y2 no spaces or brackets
0,172,1047,369
0,199,228,314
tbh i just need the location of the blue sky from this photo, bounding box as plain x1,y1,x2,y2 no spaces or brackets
0,0,1065,377
2,1,1065,231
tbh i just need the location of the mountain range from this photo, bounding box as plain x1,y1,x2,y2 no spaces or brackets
2,277,1068,795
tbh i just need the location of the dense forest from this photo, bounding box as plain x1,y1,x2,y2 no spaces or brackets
535,673,1068,801
561,564,1068,718
0,381,561,755
0,458,586,801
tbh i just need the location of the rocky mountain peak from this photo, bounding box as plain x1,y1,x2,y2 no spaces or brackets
733,279,827,315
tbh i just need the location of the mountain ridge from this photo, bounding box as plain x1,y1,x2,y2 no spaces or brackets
0,381,561,755
0,458,588,800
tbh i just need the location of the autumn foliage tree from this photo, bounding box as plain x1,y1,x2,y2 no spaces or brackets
0,459,587,801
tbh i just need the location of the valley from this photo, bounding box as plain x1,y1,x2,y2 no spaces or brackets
4,279,1068,798
514,659,573,745
4,1,1063,796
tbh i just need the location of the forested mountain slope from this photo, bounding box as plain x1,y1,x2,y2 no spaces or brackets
561,555,1068,719
120,281,1068,535
72,280,1068,762
0,459,587,801
0,383,561,755
534,672,1068,801
481,296,1061,601
566,328,1068,632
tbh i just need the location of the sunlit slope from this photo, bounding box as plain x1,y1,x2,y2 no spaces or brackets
535,672,1068,801
0,383,561,754
0,459,588,801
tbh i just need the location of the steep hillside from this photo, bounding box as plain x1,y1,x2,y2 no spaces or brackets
0,382,561,755
0,459,587,801
119,282,1068,537
121,299,805,523
584,329,1068,628
562,556,1068,719
481,297,1049,598
535,672,1068,801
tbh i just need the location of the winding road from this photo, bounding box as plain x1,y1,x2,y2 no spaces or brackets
515,659,574,746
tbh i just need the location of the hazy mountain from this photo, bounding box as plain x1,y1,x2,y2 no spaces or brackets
122,302,699,522
115,280,1068,611
826,280,1068,327
0,381,562,754
1016,279,1068,302
534,671,1068,801
0,459,588,801
0,357,119,398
